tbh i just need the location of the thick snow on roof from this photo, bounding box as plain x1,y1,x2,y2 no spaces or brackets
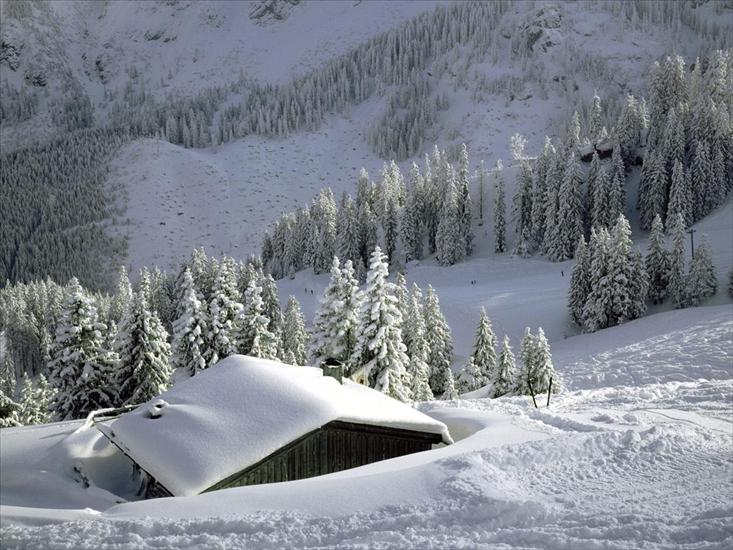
106,355,451,496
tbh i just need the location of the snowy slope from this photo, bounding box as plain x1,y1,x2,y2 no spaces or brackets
1,305,731,548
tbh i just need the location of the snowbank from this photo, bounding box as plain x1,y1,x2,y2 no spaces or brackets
105,355,451,496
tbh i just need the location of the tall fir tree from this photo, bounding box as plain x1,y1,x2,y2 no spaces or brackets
424,285,453,396
685,236,717,306
281,296,309,365
207,258,244,366
581,228,614,332
568,236,590,326
471,308,497,386
171,268,208,376
645,215,670,304
494,162,506,253
115,284,171,405
49,278,117,420
239,279,278,360
109,266,133,323
667,160,691,227
436,171,464,266
552,152,583,261
493,335,516,398
351,247,411,402
442,369,459,401
608,214,648,325
667,213,687,308
529,328,556,395
17,373,54,425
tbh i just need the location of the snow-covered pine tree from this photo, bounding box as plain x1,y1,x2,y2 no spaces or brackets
690,140,713,222
436,170,464,266
585,152,601,230
109,266,133,323
568,236,590,326
646,215,670,304
530,328,556,395
312,189,338,274
581,228,613,332
424,284,453,396
171,268,207,377
667,159,691,227
667,213,687,308
404,283,425,358
493,335,516,398
589,92,603,142
311,257,360,368
514,161,534,249
351,247,411,402
206,258,243,366
49,278,117,419
442,369,458,401
591,163,610,229
472,307,497,386
239,279,278,360
494,161,506,253
0,390,19,428
18,373,54,425
456,143,474,255
409,339,434,402
542,154,563,255
638,151,668,231
457,356,483,394
260,272,283,343
552,152,583,261
336,192,361,267
530,138,553,248
115,286,171,405
685,236,717,306
402,166,424,262
615,94,641,163
515,327,535,396
609,214,648,325
280,296,309,365
607,145,625,228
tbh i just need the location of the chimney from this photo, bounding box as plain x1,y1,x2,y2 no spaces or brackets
321,358,343,384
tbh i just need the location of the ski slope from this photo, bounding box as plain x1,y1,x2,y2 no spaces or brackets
1,305,731,549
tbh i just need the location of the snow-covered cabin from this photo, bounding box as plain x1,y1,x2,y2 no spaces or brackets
98,355,452,498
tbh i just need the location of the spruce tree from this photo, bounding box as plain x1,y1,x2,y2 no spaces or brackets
436,172,464,266
582,228,614,332
609,214,648,325
639,151,668,231
589,92,603,142
685,237,717,306
239,279,278,360
515,327,535,396
667,160,690,227
116,287,172,405
457,143,474,256
668,213,687,308
493,335,516,398
645,215,670,304
553,152,583,260
110,266,133,323
607,145,625,228
442,370,459,401
494,162,506,253
472,308,497,385
18,373,54,425
281,296,309,365
457,356,483,394
424,285,453,396
351,247,411,401
49,278,117,419
530,328,556,395
568,236,590,326
171,268,208,376
591,164,610,229
207,258,244,366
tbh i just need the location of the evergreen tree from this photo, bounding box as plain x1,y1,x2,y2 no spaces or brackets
402,171,424,262
494,163,506,253
281,296,309,365
585,152,601,230
514,161,534,247
645,215,670,304
690,140,712,221
457,143,474,256
591,164,610,229
552,152,583,261
424,285,453,396
515,327,535,396
607,145,625,226
207,258,243,366
568,236,590,325
171,268,208,376
351,247,411,401
441,370,458,401
493,335,516,398
530,328,556,395
18,373,54,425
609,214,648,325
109,266,133,323
589,92,603,141
685,237,717,306
436,172,464,266
638,151,668,231
116,286,171,405
667,160,690,227
336,193,361,267
405,287,433,402
472,308,497,385
667,213,687,308
49,278,117,419
457,356,483,394
581,228,613,332
239,279,278,360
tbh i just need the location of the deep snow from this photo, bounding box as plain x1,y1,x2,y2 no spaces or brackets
1,305,731,549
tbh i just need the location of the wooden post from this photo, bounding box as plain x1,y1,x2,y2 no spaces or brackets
547,377,553,407
528,378,538,408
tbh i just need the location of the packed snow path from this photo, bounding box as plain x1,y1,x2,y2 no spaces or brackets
1,306,731,549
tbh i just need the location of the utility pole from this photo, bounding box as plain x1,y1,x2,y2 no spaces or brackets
687,228,696,256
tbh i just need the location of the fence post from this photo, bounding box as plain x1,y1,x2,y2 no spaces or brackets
547,377,553,407
527,378,538,409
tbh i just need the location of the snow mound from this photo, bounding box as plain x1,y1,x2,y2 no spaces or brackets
105,355,451,496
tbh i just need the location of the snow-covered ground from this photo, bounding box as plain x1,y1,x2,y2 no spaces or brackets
2,305,731,549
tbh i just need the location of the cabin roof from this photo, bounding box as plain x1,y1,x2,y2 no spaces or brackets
104,355,451,496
